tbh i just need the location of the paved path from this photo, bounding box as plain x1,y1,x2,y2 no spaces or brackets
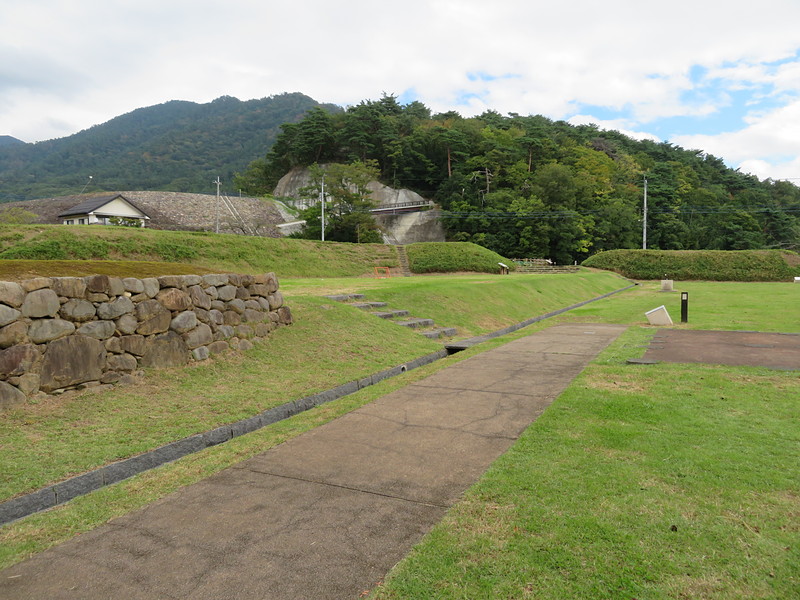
642,329,800,370
1,323,626,600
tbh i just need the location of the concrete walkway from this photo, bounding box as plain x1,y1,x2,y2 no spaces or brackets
1,323,626,600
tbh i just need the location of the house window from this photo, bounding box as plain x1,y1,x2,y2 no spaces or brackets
66,220,74,225
79,218,87,225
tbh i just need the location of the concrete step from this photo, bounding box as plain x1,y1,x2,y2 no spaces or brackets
323,294,366,302
352,301,388,309
395,245,412,277
396,318,435,329
323,293,456,343
372,309,410,319
420,327,457,339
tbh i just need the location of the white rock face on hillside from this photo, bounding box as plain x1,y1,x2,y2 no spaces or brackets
272,166,445,243
273,166,428,208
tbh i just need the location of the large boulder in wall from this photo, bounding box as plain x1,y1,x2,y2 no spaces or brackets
40,335,107,392
140,331,190,368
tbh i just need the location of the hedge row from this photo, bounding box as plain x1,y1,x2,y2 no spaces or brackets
406,242,514,274
582,249,800,281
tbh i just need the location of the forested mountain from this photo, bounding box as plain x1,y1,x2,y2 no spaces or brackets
0,93,340,201
237,95,800,263
0,136,25,148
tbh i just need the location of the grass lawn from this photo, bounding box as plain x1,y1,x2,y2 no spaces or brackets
0,225,399,277
552,279,800,333
283,270,630,338
0,259,222,281
1,274,798,596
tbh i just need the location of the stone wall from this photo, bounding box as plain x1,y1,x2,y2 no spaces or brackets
0,273,292,410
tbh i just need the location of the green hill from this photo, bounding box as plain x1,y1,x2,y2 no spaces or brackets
0,94,340,201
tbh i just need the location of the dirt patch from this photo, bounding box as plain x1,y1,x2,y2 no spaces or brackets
643,330,800,370
781,251,800,267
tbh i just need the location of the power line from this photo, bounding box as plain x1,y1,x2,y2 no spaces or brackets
436,206,800,220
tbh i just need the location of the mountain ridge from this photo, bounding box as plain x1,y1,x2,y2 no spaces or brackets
0,135,25,147
0,94,341,201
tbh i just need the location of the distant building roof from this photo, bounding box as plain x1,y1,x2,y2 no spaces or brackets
57,194,150,219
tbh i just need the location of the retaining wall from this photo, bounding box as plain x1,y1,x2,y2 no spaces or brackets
0,272,292,409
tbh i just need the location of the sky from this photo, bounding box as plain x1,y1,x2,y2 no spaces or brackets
4,0,800,182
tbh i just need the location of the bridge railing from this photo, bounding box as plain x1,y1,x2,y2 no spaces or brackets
370,201,434,213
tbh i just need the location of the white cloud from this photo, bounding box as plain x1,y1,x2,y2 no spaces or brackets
3,0,800,180
671,99,800,178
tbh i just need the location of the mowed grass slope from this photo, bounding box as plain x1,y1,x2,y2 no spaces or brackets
0,224,398,277
284,270,629,338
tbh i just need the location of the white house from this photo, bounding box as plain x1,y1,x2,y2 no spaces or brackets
58,194,150,227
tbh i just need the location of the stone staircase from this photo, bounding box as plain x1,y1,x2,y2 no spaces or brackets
516,265,581,274
513,259,580,274
323,294,456,340
395,246,412,277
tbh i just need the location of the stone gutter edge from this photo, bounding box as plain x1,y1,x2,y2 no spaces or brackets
0,349,448,526
445,282,638,351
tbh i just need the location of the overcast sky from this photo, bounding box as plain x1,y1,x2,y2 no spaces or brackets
4,0,800,181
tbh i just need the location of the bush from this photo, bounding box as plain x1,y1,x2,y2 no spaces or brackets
0,239,66,260
406,242,514,274
583,249,800,281
0,208,37,225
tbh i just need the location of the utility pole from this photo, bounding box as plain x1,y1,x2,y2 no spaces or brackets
642,175,648,249
214,177,221,234
320,177,326,242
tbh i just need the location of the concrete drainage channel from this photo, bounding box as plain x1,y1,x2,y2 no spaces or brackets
0,282,636,526
0,349,448,526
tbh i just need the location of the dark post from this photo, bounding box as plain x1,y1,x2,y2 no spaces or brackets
681,291,688,323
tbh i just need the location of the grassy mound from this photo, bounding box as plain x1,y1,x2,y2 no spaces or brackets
406,242,514,274
583,249,800,281
0,225,397,278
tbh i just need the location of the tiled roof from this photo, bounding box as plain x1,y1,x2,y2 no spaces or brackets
57,194,149,218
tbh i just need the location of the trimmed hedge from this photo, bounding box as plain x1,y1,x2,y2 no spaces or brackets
406,242,515,274
582,249,800,281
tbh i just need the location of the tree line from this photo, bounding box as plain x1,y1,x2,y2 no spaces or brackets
236,95,800,263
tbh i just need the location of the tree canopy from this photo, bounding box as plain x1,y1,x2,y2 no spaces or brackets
237,94,800,262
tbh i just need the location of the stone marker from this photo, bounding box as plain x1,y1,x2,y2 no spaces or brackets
645,305,673,326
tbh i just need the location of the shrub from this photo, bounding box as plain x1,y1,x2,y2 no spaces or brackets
583,249,800,281
0,239,66,260
406,242,514,274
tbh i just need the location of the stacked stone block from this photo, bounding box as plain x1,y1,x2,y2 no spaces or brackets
0,273,292,410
